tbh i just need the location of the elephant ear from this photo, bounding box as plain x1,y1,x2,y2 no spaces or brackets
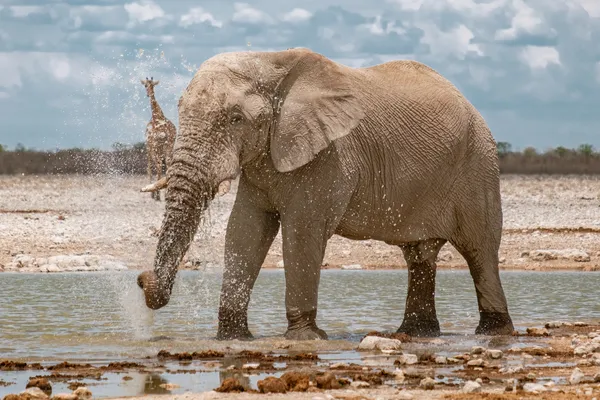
270,50,365,173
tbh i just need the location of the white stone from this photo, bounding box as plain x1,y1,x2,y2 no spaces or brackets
341,264,363,270
523,383,547,393
396,392,414,400
467,359,485,367
434,356,447,364
419,377,435,390
462,380,481,393
436,251,453,262
396,354,418,365
527,249,590,262
471,346,486,354
20,387,49,399
569,367,585,385
393,368,405,382
487,349,503,359
73,386,93,400
242,363,260,369
358,336,403,351
276,260,284,268
351,381,370,388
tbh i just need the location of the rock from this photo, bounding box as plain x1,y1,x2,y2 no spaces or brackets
591,353,600,366
276,260,284,268
358,336,403,351
526,327,550,336
215,378,245,393
396,354,418,365
280,372,310,392
20,387,49,399
471,346,486,355
419,377,435,390
26,378,52,396
393,368,405,382
257,377,287,394
447,357,462,364
341,264,362,270
434,356,447,364
396,392,414,400
526,249,590,262
50,395,77,400
545,321,571,328
316,373,341,390
569,367,585,385
462,380,481,393
72,387,92,400
486,349,503,359
499,365,524,374
574,322,588,326
467,359,486,367
241,362,260,369
436,251,453,262
523,383,546,393
350,381,370,388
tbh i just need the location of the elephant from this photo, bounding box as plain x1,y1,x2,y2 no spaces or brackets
137,47,514,340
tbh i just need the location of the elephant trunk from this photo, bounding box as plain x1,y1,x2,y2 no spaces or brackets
138,143,218,310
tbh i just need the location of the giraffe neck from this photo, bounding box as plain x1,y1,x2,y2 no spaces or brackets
149,93,166,129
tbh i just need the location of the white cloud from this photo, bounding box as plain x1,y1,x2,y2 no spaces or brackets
519,46,561,69
494,0,544,41
391,0,424,11
232,3,272,24
49,59,71,81
180,7,222,28
281,8,312,23
419,23,483,59
360,16,405,35
576,0,600,18
124,0,165,25
445,0,506,16
10,6,43,18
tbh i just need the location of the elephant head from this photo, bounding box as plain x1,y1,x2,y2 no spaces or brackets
137,48,365,309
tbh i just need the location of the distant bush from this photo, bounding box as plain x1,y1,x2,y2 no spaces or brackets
0,141,599,175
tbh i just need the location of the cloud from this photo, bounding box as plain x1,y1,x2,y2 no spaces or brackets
281,8,312,23
1,0,600,151
180,7,222,28
232,3,273,24
124,0,165,26
520,45,561,70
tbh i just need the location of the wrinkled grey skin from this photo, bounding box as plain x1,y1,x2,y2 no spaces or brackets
137,47,514,340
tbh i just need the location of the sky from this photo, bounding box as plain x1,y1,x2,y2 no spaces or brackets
0,0,599,151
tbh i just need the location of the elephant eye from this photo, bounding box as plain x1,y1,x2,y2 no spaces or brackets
229,113,244,125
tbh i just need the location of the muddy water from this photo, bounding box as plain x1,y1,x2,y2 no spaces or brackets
1,270,599,398
1,270,598,361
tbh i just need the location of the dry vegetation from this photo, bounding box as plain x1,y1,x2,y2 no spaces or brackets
1,142,600,175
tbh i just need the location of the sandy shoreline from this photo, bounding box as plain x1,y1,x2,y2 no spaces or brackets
1,174,600,273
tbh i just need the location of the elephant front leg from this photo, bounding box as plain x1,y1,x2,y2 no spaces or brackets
397,239,446,337
216,183,280,340
281,221,329,341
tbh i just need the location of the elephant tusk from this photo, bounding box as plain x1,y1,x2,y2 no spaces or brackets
217,180,231,196
141,177,169,192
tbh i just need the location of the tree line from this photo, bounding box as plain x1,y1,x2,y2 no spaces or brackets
0,141,600,175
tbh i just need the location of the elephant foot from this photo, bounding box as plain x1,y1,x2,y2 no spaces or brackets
475,312,514,335
216,328,254,341
284,310,328,341
397,317,441,337
217,309,253,341
284,326,328,341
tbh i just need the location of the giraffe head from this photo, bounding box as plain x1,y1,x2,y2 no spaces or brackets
140,76,160,97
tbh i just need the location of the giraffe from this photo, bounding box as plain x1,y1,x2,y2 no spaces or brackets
140,77,176,201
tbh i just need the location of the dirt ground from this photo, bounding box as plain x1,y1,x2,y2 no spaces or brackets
1,174,600,272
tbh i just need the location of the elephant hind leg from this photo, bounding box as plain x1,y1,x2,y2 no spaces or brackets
450,224,514,335
397,238,446,337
